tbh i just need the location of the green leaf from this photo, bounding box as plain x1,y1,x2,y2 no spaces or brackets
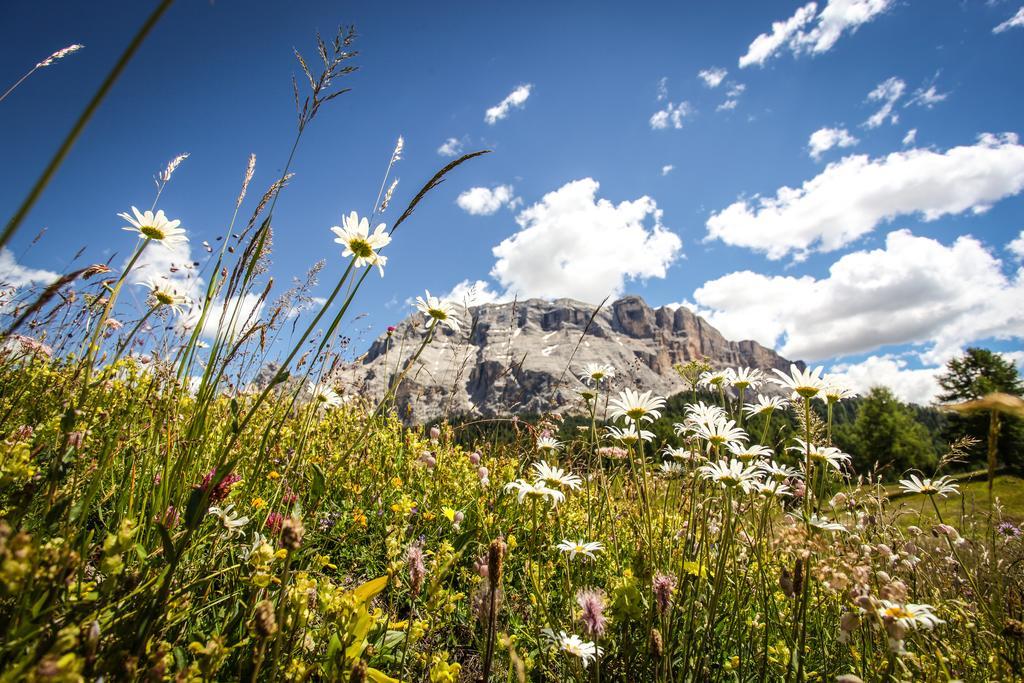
156,523,176,563
352,576,388,605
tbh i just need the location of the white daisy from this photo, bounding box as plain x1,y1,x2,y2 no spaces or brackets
698,369,731,389
208,505,250,537
330,211,391,275
536,436,562,453
727,443,773,463
532,461,582,490
757,460,803,481
504,479,565,506
545,630,602,668
807,514,847,533
138,276,190,315
659,461,685,477
727,367,764,391
788,439,851,472
898,474,959,498
414,290,461,333
877,600,944,630
308,382,342,408
605,424,655,445
580,362,615,384
555,539,604,560
744,394,790,417
771,364,827,400
608,388,666,423
120,206,188,248
696,417,748,451
697,459,759,492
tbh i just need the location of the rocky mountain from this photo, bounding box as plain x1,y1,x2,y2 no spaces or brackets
339,295,802,423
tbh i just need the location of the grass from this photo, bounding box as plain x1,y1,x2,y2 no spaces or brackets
1,21,1023,683
889,474,1024,526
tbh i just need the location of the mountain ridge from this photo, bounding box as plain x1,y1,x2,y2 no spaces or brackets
340,295,803,423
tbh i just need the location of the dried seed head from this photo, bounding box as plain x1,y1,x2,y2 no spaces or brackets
650,627,663,658
252,600,277,638
158,153,190,183
281,516,305,551
349,660,368,682
237,154,256,209
488,538,506,587
37,44,84,68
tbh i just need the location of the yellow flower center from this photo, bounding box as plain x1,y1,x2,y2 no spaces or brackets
626,407,647,420
155,291,174,306
348,237,373,259
140,225,167,240
429,308,447,321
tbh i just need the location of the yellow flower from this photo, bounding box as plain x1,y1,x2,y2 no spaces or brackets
352,509,367,527
507,534,517,550
684,561,708,579
391,476,403,488
251,497,266,510
441,506,457,523
268,471,280,480
423,511,436,522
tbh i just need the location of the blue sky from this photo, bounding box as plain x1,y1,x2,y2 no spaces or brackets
2,0,1023,403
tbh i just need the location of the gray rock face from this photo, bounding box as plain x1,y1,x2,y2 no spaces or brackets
340,295,802,423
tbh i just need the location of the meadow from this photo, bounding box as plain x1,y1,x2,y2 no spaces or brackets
2,24,1023,683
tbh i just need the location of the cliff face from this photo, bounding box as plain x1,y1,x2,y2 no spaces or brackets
340,295,802,423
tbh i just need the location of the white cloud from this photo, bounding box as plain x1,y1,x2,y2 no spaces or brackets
490,178,682,303
661,164,675,176
0,248,58,288
864,76,905,128
437,137,464,157
650,101,692,130
441,279,504,307
705,132,1024,260
808,126,859,160
189,294,266,340
1001,350,1024,371
828,355,942,404
907,84,948,108
456,185,519,216
739,0,894,68
717,83,745,111
1008,230,1024,260
484,84,532,125
902,128,917,146
994,7,1024,33
656,76,669,101
698,67,728,88
689,229,1024,364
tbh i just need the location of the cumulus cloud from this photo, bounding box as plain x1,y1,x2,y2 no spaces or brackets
827,355,942,404
808,126,859,160
650,101,693,130
739,0,894,68
1008,230,1024,260
716,83,746,112
490,178,682,303
705,132,1024,260
698,67,728,88
441,279,504,307
688,229,1024,365
994,7,1024,33
661,164,675,176
437,137,464,157
484,84,532,125
0,248,59,288
902,128,917,146
456,185,520,216
864,76,906,128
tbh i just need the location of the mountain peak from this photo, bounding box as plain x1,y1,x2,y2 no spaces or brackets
342,295,801,423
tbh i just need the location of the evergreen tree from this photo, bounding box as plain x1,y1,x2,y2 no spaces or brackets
936,347,1024,472
833,386,937,479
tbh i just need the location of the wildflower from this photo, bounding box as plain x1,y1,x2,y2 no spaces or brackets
727,367,764,390
698,369,731,389
265,512,285,535
430,426,441,442
330,211,390,275
415,290,461,332
536,435,562,453
753,480,792,498
208,505,250,537
695,417,748,450
652,572,677,615
477,466,490,484
789,439,851,472
469,451,481,465
556,539,604,560
307,382,342,408
504,479,565,505
580,362,615,384
683,401,727,428
758,460,802,481
898,474,959,498
608,388,666,423
771,364,827,399
878,600,943,630
663,445,704,462
820,381,857,403
576,589,608,637
596,445,629,459
441,507,463,530
997,522,1021,538
139,277,190,315
659,461,685,477
407,542,427,594
807,514,847,533
727,442,773,462
200,469,242,504
605,424,654,445
120,206,188,247
531,461,582,490
744,394,790,416
545,630,602,668
697,459,759,492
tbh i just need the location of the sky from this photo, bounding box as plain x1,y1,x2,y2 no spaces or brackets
1,0,1024,404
